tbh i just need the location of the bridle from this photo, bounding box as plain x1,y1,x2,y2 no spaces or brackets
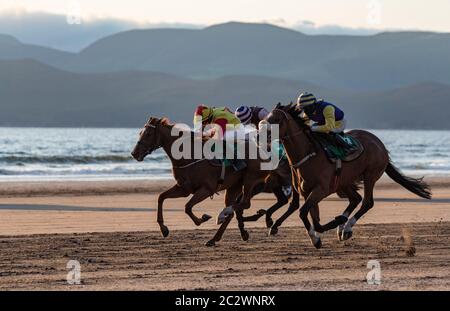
137,122,163,156
270,109,317,168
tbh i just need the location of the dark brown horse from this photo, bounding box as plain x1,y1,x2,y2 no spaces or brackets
262,104,432,248
131,117,285,246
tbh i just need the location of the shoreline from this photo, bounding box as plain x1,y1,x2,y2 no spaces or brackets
0,175,448,197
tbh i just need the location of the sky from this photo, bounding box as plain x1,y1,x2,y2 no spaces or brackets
1,0,449,51
2,0,450,31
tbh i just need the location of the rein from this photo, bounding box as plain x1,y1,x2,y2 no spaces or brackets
172,159,207,169
272,109,317,168
142,122,215,170
272,108,341,192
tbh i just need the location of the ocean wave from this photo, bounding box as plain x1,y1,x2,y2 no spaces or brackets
0,154,167,164
0,166,172,176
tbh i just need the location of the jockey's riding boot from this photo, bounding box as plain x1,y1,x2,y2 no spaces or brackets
232,159,247,171
329,132,342,147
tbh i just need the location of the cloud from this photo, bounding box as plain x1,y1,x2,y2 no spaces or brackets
0,11,202,52
0,12,399,52
292,20,380,36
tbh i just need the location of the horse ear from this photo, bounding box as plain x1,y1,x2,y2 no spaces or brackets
160,117,170,125
276,102,281,109
147,117,154,125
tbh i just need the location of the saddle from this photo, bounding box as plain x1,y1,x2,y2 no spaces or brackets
311,132,364,163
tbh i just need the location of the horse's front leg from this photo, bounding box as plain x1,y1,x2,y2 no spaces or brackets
264,186,289,228
206,213,234,247
269,190,300,235
184,187,213,226
157,184,189,237
299,188,328,249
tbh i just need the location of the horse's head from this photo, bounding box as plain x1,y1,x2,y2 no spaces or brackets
260,102,307,139
131,117,169,162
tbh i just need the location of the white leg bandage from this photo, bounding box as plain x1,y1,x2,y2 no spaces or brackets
217,206,234,224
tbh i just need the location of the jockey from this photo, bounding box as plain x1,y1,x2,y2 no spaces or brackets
235,105,292,196
234,105,270,128
193,105,246,170
194,105,241,138
296,92,353,150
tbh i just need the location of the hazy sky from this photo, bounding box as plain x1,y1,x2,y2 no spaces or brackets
2,0,450,32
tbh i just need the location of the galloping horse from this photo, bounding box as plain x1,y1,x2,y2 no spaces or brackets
261,104,432,248
131,117,286,246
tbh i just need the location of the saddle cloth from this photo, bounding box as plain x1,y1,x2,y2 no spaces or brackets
312,132,364,163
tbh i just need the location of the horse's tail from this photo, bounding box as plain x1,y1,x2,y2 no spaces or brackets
385,160,432,199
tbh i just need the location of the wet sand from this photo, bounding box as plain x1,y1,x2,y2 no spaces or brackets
0,177,448,290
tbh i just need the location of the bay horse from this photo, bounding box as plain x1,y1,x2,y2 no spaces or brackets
262,104,431,248
131,117,289,246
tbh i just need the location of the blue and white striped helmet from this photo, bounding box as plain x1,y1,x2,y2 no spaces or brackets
235,106,252,124
297,92,317,109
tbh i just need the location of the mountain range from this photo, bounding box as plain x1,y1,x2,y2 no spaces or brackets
0,22,449,128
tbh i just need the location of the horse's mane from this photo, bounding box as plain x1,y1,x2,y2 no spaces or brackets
147,116,173,127
147,116,200,139
274,102,309,130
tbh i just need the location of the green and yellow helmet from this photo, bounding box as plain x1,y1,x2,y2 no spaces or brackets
296,92,317,109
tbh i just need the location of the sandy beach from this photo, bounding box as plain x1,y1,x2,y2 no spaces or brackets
0,177,449,290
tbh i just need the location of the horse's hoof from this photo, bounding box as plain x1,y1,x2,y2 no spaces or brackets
313,238,322,249
205,240,216,247
337,230,343,241
160,225,170,238
341,231,353,241
257,209,266,216
266,218,274,229
337,225,344,241
269,226,278,236
241,230,250,241
335,215,348,225
202,214,212,222
217,206,234,224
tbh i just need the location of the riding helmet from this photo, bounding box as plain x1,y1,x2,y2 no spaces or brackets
297,92,317,109
235,106,252,124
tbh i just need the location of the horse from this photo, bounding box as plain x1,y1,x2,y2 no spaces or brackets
261,103,432,248
235,154,297,229
131,117,289,246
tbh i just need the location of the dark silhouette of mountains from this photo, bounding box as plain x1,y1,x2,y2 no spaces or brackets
2,22,450,91
1,22,449,128
1,59,449,129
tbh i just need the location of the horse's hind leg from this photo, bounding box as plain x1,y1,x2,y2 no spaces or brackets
269,190,300,236
232,178,264,241
336,186,362,241
341,178,376,240
185,187,214,226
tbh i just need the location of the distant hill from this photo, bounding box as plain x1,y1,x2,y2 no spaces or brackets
1,59,449,129
1,23,450,91
0,34,73,68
